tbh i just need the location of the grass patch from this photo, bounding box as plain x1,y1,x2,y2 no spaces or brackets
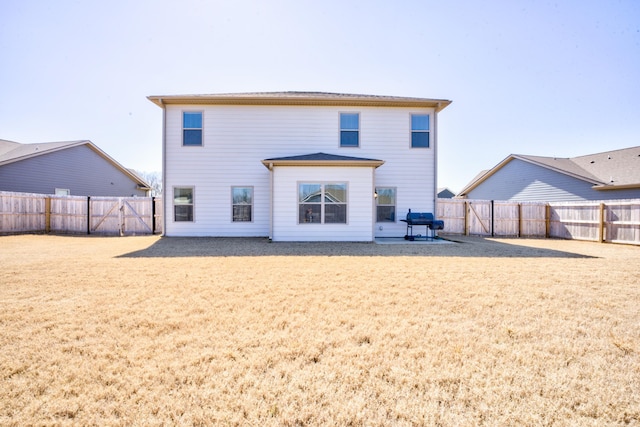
1,235,639,426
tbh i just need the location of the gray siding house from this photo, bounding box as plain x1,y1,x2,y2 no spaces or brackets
457,146,640,201
0,139,150,196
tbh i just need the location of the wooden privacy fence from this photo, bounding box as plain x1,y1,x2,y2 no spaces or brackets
437,198,640,245
0,191,163,235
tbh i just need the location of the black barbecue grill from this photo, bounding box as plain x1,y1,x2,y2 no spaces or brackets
400,209,445,241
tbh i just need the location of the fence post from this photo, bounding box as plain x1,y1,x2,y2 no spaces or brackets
599,203,605,243
464,201,469,236
518,203,522,238
87,196,91,235
490,200,494,237
151,196,156,235
45,197,51,233
545,204,551,238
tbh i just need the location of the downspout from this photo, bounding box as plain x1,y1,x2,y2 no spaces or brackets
159,98,167,236
372,168,376,241
268,162,273,241
433,106,439,216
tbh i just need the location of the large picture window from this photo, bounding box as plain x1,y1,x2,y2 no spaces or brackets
231,186,253,222
375,187,396,222
340,113,359,147
411,114,430,148
173,187,194,222
299,183,347,224
183,111,203,146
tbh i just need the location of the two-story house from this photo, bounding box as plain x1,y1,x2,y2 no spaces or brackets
147,92,451,241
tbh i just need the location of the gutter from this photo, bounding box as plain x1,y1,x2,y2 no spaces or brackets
268,162,273,241
592,183,640,191
433,107,439,216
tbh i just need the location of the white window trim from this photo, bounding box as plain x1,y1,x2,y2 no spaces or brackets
182,111,204,147
298,182,349,225
54,188,70,196
375,187,397,223
410,113,431,149
231,186,254,223
173,186,195,222
339,112,360,148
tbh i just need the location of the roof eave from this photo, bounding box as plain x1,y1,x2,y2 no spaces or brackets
148,94,452,111
261,159,385,169
592,183,640,191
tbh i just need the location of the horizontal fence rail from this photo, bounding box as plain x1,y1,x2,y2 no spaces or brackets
0,191,162,236
437,198,640,246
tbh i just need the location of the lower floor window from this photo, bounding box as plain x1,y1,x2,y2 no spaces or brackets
299,183,347,224
232,186,253,222
173,187,194,222
375,187,396,222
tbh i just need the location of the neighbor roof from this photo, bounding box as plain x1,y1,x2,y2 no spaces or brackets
0,139,150,190
262,152,384,169
458,146,640,196
148,91,452,112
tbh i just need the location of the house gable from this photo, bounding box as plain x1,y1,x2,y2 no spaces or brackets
0,140,149,196
462,158,603,201
459,146,640,201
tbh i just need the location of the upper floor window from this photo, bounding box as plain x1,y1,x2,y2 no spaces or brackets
232,186,253,222
375,187,396,222
183,112,203,146
340,113,359,147
299,183,347,224
173,187,194,222
411,114,430,148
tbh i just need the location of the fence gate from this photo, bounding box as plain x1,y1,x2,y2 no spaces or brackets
90,197,154,235
466,200,492,236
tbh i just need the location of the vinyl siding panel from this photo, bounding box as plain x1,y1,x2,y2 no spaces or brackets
0,145,146,196
163,104,438,238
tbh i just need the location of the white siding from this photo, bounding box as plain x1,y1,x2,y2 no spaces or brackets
163,104,438,238
272,166,374,241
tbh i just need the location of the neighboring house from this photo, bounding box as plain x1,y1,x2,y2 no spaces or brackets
437,187,456,199
0,139,150,196
148,92,452,241
457,146,640,201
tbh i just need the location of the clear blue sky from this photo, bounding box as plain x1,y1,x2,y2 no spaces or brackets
2,0,639,192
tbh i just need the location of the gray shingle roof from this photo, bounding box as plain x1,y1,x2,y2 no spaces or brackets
517,146,640,187
264,152,382,162
261,152,384,169
570,146,640,186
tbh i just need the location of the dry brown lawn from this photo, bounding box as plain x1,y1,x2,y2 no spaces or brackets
1,235,639,426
